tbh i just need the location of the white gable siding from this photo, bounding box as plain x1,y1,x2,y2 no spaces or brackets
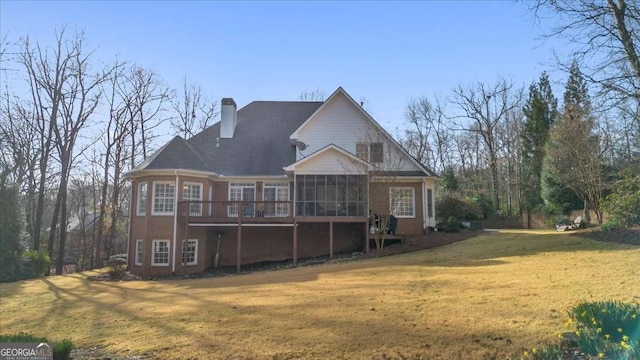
294,148,367,175
296,92,421,172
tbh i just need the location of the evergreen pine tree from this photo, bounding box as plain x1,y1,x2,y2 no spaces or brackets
542,61,606,223
521,72,557,226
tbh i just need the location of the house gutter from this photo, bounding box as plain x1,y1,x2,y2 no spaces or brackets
172,171,179,273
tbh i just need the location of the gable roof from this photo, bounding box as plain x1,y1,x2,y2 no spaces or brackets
284,144,372,173
290,87,438,177
128,87,438,178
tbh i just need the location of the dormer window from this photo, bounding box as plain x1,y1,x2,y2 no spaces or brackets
356,142,383,163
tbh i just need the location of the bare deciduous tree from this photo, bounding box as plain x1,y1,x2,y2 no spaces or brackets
299,89,326,101
403,96,453,173
170,77,217,139
451,78,523,212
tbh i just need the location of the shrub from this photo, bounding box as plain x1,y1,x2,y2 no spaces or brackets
22,250,50,278
0,332,73,360
600,221,622,232
436,192,483,224
107,255,127,280
469,192,495,219
53,339,73,360
603,169,640,228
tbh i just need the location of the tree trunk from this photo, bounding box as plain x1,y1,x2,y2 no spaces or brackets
56,175,69,275
46,189,62,275
583,199,591,224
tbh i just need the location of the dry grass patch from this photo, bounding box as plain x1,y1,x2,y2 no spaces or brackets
1,230,638,359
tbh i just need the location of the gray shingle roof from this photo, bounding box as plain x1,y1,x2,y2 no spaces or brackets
141,101,323,176
144,136,210,172
133,99,439,178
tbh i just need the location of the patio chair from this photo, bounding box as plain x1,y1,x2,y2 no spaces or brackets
555,216,582,232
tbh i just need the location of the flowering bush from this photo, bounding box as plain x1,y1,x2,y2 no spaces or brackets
524,301,639,359
570,301,639,359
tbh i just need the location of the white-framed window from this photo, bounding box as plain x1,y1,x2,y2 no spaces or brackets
390,187,415,218
356,142,384,163
427,188,434,218
356,143,369,162
152,182,175,215
183,182,202,216
152,240,170,266
263,183,290,217
135,239,144,266
137,182,147,216
228,183,256,217
182,239,198,265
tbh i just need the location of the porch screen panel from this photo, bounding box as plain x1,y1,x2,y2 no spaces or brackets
295,175,367,217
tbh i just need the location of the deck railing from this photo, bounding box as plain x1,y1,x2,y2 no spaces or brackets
178,200,294,224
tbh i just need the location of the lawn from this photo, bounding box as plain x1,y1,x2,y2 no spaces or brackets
1,230,638,359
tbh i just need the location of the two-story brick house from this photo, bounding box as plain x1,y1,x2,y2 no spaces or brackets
127,87,438,277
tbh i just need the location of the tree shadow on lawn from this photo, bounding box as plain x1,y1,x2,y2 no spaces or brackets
161,230,639,290
13,277,253,358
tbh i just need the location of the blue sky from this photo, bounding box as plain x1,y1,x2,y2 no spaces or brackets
1,1,569,137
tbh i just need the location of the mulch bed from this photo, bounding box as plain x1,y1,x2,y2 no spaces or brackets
358,229,480,259
570,226,640,245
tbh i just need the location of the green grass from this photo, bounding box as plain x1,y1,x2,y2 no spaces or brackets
1,230,638,359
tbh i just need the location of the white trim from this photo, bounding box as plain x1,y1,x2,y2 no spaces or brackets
151,181,175,216
422,180,427,230
217,175,289,180
151,239,170,266
182,181,203,216
284,144,372,172
172,173,179,273
183,239,198,266
263,182,290,217
134,239,144,266
136,182,148,216
370,176,428,182
228,182,256,217
126,168,219,179
228,183,257,200
389,187,416,218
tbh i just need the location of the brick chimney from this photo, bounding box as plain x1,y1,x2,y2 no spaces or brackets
220,98,237,138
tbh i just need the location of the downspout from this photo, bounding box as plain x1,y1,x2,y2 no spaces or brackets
126,182,133,269
422,180,427,231
172,171,179,273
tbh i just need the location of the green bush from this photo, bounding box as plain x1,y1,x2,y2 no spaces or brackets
469,192,495,219
23,250,50,278
0,332,73,360
53,339,73,360
436,192,483,223
601,221,622,232
603,169,640,228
